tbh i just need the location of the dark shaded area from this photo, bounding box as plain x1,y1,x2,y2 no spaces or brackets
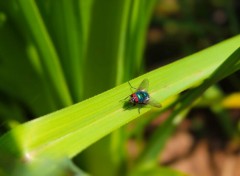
122,101,145,114
188,108,230,148
145,0,240,70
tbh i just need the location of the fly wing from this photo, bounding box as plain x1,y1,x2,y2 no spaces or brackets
148,98,162,108
138,79,149,91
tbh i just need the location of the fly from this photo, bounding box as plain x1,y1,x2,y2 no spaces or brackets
126,79,161,113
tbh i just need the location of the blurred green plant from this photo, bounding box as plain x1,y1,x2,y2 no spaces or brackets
0,0,239,176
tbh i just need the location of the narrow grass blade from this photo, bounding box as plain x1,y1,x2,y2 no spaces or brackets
135,47,240,170
0,35,239,169
16,0,72,106
39,0,84,102
0,21,57,115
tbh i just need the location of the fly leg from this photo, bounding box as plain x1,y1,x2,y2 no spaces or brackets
119,95,129,102
138,104,143,114
128,81,137,93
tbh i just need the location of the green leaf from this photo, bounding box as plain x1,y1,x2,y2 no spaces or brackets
0,17,57,115
16,0,72,106
130,166,188,176
83,0,132,96
0,35,239,173
0,155,90,176
135,46,240,170
39,0,85,102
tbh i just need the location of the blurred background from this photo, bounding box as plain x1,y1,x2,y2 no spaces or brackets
0,0,239,175
144,1,240,175
146,0,239,68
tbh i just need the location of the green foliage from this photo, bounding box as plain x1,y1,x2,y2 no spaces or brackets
0,0,239,175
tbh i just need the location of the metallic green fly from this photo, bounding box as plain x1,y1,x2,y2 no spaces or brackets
126,79,161,113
